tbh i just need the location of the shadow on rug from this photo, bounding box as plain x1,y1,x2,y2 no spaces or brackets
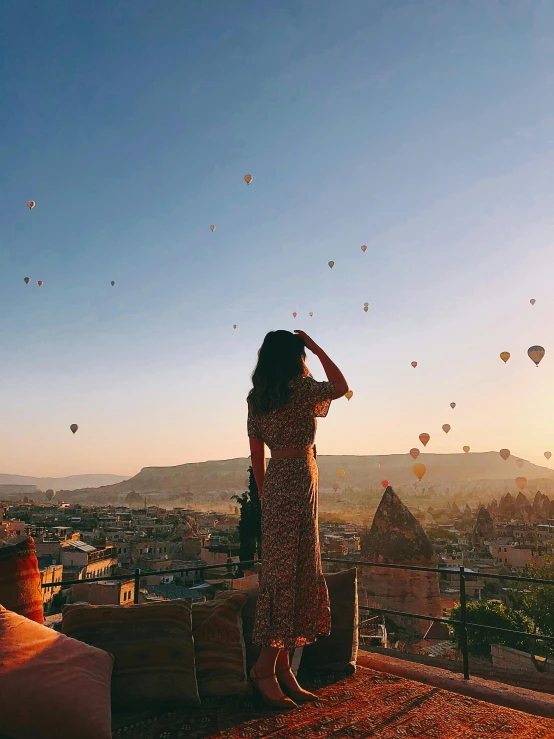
113,666,554,739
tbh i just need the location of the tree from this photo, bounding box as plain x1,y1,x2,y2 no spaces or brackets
448,600,534,659
231,466,261,575
508,557,554,647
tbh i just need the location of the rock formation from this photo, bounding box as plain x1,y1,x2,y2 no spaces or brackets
471,507,494,547
360,487,441,635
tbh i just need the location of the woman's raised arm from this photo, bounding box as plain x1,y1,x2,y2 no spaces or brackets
294,331,348,399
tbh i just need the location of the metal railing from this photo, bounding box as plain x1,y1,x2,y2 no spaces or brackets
41,559,259,605
322,558,554,680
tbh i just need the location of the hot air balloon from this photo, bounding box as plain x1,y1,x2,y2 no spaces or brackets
530,299,536,305
500,351,510,364
515,477,527,491
411,361,417,368
463,446,470,453
27,200,35,210
233,324,237,329
244,174,252,185
70,424,78,434
528,346,545,366
410,448,420,459
412,463,427,481
337,469,345,478
499,449,510,461
210,225,216,232
442,424,451,434
332,482,339,493
24,277,30,284
309,312,313,317
361,245,367,253
545,451,552,460
363,306,369,313
419,433,430,447
37,281,43,287
328,261,334,269
516,459,524,468
45,489,55,502
292,312,297,318
381,480,389,489
345,390,353,400
110,280,115,286
450,402,456,409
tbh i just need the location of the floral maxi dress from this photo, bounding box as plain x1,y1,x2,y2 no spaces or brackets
247,375,334,649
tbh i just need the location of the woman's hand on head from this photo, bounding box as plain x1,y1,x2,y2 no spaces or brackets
294,330,319,354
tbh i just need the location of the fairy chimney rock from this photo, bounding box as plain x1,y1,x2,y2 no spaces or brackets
362,486,434,563
360,486,441,636
472,506,494,547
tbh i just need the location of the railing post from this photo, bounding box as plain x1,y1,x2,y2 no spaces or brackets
134,568,140,604
459,565,470,680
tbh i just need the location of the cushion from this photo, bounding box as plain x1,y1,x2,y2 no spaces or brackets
0,606,113,739
216,588,260,671
192,592,249,696
62,600,200,710
300,568,358,674
0,537,44,624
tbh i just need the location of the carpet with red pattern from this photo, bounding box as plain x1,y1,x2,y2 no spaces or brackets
113,666,554,738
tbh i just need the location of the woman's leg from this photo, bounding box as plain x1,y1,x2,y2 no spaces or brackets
251,646,285,700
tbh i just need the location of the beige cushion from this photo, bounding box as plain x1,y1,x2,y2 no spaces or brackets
62,600,199,710
0,606,113,739
192,592,249,696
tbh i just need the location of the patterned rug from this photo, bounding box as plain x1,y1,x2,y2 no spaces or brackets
113,666,554,738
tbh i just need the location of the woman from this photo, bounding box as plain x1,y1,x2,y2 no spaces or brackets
247,329,348,708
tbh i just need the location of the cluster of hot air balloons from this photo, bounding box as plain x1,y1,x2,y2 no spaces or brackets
499,347,545,366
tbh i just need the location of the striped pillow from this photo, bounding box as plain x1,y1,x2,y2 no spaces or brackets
192,592,249,696
0,537,44,624
62,600,199,709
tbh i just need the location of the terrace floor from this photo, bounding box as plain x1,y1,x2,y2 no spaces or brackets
113,664,554,738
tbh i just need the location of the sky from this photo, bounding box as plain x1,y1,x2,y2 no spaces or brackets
2,0,554,478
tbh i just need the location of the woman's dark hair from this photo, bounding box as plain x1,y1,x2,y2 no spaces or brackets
247,330,306,415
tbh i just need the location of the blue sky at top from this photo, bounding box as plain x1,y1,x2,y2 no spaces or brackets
2,0,554,477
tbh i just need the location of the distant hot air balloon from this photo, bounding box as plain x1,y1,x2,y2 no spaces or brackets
210,225,216,232
361,245,367,253
499,449,510,461
363,306,369,313
110,280,115,286
332,482,339,493
381,480,389,489
463,446,470,453
24,277,30,284
545,451,552,460
37,281,43,287
419,433,430,447
292,312,297,318
515,477,527,491
450,402,456,409
27,200,35,210
528,346,545,367
345,390,353,400
410,448,420,459
412,463,427,481
530,299,536,305
500,351,510,364
442,424,451,434
233,324,237,329
337,469,345,478
244,174,252,185
45,489,55,502
328,261,334,269
516,459,524,468
70,424,78,434
411,361,417,368
309,312,313,317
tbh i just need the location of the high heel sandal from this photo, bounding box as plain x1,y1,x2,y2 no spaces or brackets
276,668,318,703
249,666,298,710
